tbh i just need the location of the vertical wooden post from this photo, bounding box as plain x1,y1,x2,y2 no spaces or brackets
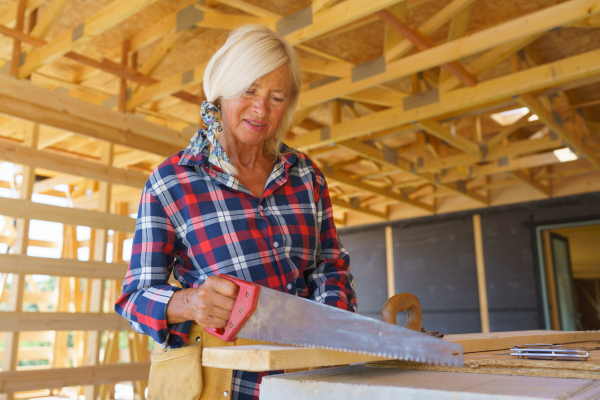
473,214,490,333
118,40,130,112
385,226,395,299
9,0,27,78
84,143,114,400
1,123,38,400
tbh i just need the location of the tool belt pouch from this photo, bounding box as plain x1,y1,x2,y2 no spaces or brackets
148,344,203,400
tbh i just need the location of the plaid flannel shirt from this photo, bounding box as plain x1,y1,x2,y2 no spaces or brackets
115,140,357,400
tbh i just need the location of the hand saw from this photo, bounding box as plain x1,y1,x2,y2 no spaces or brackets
203,275,463,367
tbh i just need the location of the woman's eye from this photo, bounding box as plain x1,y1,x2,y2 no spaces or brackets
273,97,284,103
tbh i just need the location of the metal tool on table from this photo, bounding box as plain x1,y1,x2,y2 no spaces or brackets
203,275,463,367
511,344,590,361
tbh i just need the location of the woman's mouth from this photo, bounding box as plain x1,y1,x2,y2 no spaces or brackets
244,119,266,131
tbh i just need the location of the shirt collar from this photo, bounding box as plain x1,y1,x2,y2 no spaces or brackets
178,135,298,170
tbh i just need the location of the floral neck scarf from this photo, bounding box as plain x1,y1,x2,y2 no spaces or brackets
189,101,232,170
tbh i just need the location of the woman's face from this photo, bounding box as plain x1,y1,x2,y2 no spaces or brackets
220,64,292,149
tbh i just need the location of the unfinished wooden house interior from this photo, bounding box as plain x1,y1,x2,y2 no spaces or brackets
0,0,599,398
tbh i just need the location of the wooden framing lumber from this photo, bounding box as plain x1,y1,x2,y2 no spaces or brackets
203,330,600,373
330,198,387,220
337,139,488,205
297,0,600,110
27,0,71,41
0,197,136,233
324,168,435,212
215,0,282,18
385,0,476,62
128,0,401,109
203,345,383,372
0,254,128,280
511,169,551,197
472,214,490,333
0,362,150,393
19,0,162,78
0,0,45,28
376,9,477,87
0,141,148,188
0,75,187,156
517,93,600,168
295,49,600,151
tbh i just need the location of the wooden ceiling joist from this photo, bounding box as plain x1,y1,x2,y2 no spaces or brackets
297,0,600,111
0,74,187,156
295,48,600,151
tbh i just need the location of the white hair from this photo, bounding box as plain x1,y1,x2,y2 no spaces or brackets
202,24,302,175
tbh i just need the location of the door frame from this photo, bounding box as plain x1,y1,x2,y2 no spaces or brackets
533,218,600,330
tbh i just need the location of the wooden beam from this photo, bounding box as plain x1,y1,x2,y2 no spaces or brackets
27,0,71,41
0,141,148,188
0,75,187,157
0,197,136,233
511,169,551,197
0,254,128,280
417,119,479,155
385,0,476,62
128,0,401,109
487,112,533,147
9,0,27,78
517,93,600,168
0,362,149,393
215,0,282,18
19,0,162,78
295,49,600,151
376,9,477,87
472,214,490,333
337,139,488,205
330,198,387,220
439,2,473,83
298,0,600,110
324,168,435,213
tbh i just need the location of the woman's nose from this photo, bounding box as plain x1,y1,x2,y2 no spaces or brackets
251,96,268,116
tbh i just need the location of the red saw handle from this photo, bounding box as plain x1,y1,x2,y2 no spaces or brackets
203,274,261,342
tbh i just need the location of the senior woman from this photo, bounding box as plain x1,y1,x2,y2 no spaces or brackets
116,24,357,400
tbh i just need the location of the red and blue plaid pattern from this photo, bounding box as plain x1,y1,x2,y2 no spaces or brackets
115,142,357,400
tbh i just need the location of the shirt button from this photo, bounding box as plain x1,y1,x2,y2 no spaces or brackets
273,241,279,248
287,283,292,290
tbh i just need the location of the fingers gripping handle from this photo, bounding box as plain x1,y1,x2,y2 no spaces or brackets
203,275,261,342
381,293,422,332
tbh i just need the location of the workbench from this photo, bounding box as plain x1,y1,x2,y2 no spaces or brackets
204,330,600,399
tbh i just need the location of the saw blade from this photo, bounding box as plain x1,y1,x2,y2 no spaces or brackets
235,286,463,367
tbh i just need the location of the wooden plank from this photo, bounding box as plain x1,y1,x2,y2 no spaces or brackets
0,362,150,393
0,312,131,332
203,345,383,372
472,214,490,333
295,49,600,151
1,123,37,400
0,254,128,280
368,341,600,380
203,331,600,373
26,0,71,41
0,75,187,157
0,197,136,233
0,141,148,188
0,0,46,28
19,0,162,78
297,0,600,110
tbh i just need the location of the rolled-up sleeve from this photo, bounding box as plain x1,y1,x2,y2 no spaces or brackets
115,182,191,349
306,167,358,313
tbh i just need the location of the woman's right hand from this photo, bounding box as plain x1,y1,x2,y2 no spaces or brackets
166,275,240,329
